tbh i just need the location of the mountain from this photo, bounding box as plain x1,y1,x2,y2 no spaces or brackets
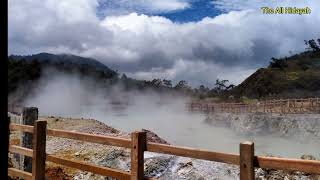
8,53,119,91
9,53,117,75
8,53,187,104
230,50,320,99
8,53,120,103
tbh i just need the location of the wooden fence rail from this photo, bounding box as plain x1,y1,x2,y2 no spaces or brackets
188,97,320,114
8,121,320,180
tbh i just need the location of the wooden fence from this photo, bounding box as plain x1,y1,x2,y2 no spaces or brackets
8,98,320,117
8,120,320,180
188,97,320,114
8,104,22,116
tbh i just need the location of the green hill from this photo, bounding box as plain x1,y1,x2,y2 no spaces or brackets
231,51,320,99
8,53,118,94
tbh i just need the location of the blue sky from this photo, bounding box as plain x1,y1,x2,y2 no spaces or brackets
97,0,223,23
157,0,222,22
8,0,320,87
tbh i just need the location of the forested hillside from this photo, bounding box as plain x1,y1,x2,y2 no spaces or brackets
230,42,320,99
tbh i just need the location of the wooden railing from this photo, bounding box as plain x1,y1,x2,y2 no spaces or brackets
8,98,320,117
188,97,320,114
8,104,22,115
8,121,320,180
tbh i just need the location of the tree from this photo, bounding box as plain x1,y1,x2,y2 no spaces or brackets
199,85,205,91
226,84,235,90
121,73,127,80
213,79,230,94
174,80,191,90
212,79,235,95
269,57,288,69
215,79,228,89
151,79,162,87
162,79,172,88
304,40,309,47
306,39,320,51
309,39,320,51
198,85,209,93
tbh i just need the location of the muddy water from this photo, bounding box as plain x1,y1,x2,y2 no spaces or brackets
95,105,320,160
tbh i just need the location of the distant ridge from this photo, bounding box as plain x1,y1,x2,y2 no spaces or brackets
8,53,119,102
8,52,184,105
9,52,116,75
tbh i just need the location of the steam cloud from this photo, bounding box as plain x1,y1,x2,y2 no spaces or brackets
22,69,193,132
16,70,320,159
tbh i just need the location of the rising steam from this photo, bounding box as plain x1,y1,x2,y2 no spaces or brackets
17,69,320,159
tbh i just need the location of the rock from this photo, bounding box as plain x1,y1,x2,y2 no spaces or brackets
98,149,130,170
78,124,120,135
176,161,193,171
206,113,320,138
142,129,170,144
174,161,205,180
256,168,267,179
144,156,174,178
300,154,316,160
8,157,13,168
254,168,317,180
45,167,71,180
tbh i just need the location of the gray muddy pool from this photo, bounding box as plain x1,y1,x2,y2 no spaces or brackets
91,104,320,160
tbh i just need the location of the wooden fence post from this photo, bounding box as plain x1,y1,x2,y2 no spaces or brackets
131,131,146,180
6,116,10,174
8,116,10,142
32,120,47,180
22,107,38,172
240,141,255,180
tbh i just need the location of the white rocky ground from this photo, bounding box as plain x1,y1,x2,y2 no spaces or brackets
8,113,320,180
205,113,320,138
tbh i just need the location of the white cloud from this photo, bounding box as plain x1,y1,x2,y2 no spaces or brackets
44,0,99,23
97,0,190,16
128,59,255,86
9,0,320,86
147,0,190,12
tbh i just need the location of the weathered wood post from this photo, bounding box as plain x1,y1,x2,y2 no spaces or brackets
7,117,10,172
310,98,314,112
21,107,38,172
131,131,146,180
317,98,320,113
240,141,255,180
8,116,10,141
318,98,320,113
32,120,47,180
